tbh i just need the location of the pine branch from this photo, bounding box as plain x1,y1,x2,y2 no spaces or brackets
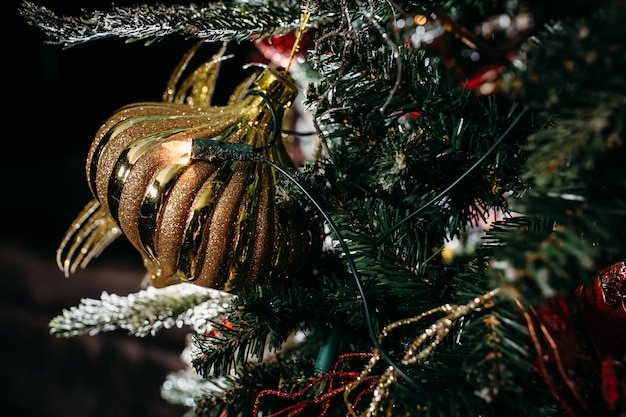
49,283,233,337
326,201,448,321
161,369,236,409
191,350,323,417
190,278,330,377
500,0,626,109
415,305,555,416
25,0,626,415
307,24,531,216
486,8,626,302
18,0,319,48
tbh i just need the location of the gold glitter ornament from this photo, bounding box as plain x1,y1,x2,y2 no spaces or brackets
57,43,321,292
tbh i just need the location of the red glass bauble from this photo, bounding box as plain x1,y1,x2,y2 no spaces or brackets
254,29,315,68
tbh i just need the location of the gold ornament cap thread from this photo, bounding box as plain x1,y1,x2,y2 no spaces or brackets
252,68,298,108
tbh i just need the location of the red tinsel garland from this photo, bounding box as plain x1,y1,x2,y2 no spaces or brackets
252,353,376,417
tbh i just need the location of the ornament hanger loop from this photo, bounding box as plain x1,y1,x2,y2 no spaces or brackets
284,1,312,73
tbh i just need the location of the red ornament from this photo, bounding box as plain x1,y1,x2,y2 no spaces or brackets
576,259,626,413
462,64,504,92
520,296,605,417
254,29,316,68
519,260,626,416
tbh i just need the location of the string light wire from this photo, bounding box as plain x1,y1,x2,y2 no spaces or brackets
192,18,529,403
192,100,530,413
375,105,529,246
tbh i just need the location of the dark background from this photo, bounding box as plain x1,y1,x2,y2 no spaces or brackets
1,1,256,416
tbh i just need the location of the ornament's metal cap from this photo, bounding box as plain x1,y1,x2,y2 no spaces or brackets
252,68,298,108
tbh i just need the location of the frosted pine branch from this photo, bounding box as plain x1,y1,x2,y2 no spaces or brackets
49,283,234,338
18,1,314,48
161,370,235,407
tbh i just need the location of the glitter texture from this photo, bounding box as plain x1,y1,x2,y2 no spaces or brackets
58,44,322,292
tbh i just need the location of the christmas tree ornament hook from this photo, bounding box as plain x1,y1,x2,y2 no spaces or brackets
284,1,312,73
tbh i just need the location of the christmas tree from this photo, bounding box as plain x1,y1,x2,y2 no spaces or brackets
18,0,626,416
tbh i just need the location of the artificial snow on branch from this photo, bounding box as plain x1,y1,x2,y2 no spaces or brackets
161,370,236,408
49,283,234,337
18,0,319,47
